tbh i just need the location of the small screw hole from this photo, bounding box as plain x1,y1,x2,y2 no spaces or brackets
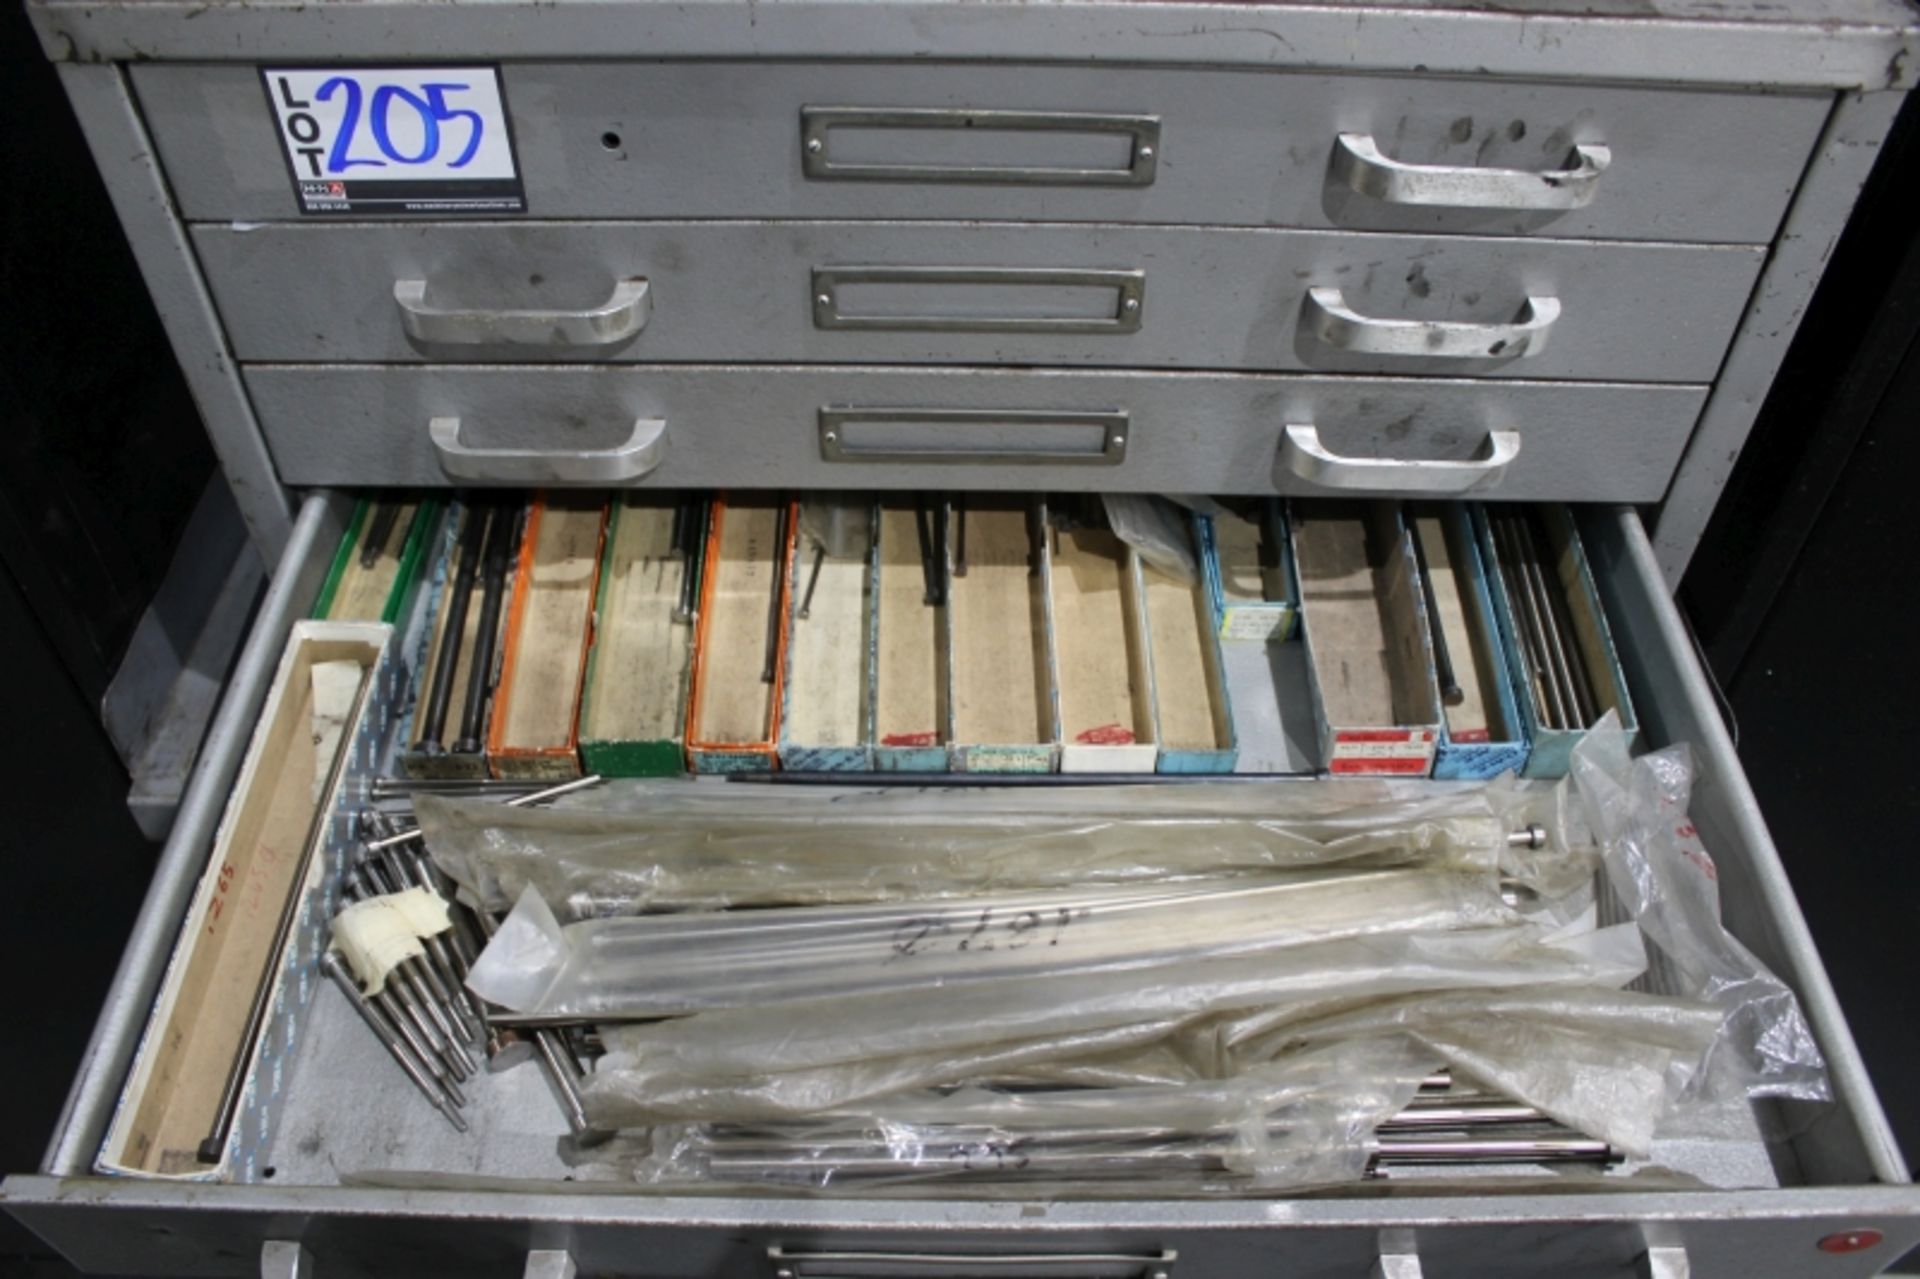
263,1166,277,1179
600,131,623,151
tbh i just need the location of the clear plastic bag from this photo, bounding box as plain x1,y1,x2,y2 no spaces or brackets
622,1038,1434,1192
419,781,1553,917
1101,493,1199,583
468,867,1514,1020
578,923,1647,1124
1570,716,1829,1107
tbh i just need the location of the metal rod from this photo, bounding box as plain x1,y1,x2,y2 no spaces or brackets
798,543,826,620
674,497,704,623
1503,515,1587,730
453,501,519,755
413,505,490,752
535,1029,594,1138
1409,517,1463,707
370,778,547,800
1491,515,1568,730
359,500,404,570
953,494,968,578
762,501,789,683
363,775,605,850
914,495,937,605
321,952,467,1131
373,984,453,1090
1515,514,1601,726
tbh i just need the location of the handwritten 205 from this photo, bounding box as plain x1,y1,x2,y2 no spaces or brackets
273,74,486,177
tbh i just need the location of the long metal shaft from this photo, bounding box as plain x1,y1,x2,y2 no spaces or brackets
414,506,489,751
321,952,467,1130
1512,515,1600,726
762,501,789,683
1491,516,1569,729
1503,515,1587,729
359,501,404,570
1409,518,1463,707
454,502,519,754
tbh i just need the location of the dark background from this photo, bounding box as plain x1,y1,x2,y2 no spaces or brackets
2,0,1916,1272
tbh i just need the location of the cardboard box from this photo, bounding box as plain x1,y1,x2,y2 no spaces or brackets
578,495,700,778
486,495,608,780
1412,503,1530,780
311,496,442,625
397,499,524,780
685,494,797,772
1201,499,1300,642
870,497,954,771
1474,504,1640,778
1293,500,1442,776
947,496,1060,772
1141,543,1239,775
779,498,878,772
1049,523,1158,773
98,621,397,1181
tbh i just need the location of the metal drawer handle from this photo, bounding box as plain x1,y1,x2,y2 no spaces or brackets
801,107,1160,186
813,266,1146,333
1304,287,1560,359
820,406,1127,465
394,278,651,348
1332,133,1611,210
1276,423,1521,493
428,416,667,484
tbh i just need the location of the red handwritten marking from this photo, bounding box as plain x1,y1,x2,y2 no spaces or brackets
882,731,938,747
1076,723,1135,745
1452,730,1491,744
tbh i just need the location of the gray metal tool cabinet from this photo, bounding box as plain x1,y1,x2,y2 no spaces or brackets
10,0,1920,1272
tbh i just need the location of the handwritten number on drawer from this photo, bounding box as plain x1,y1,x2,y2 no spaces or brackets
315,77,485,172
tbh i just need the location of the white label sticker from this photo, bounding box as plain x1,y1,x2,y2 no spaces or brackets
261,67,525,215
1218,604,1297,642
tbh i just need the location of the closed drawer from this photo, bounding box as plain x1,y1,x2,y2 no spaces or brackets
135,62,1827,244
197,222,1763,382
6,496,1915,1276
242,364,1707,501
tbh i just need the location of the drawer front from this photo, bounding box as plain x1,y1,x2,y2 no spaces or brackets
241,364,1704,501
8,501,1917,1276
196,222,1762,382
135,62,1827,244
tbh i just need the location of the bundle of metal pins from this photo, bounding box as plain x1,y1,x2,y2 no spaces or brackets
685,1092,1616,1183
1488,511,1601,732
323,777,605,1136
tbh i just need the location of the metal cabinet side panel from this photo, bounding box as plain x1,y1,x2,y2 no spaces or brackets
39,494,348,1178
135,61,1828,243
192,221,1762,382
242,364,1706,501
55,63,293,562
1652,90,1906,586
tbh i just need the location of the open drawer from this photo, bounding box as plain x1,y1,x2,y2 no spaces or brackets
4,494,1915,1278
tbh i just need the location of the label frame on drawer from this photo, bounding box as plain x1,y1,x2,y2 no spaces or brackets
258,64,527,216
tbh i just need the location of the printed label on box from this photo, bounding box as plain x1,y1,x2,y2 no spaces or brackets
1218,605,1296,642
1328,728,1435,776
261,67,525,215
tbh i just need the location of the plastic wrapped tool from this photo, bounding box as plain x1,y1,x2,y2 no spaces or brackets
466,867,1514,1021
626,1038,1437,1191
1101,493,1200,583
1570,717,1828,1107
578,923,1647,1124
419,782,1555,916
